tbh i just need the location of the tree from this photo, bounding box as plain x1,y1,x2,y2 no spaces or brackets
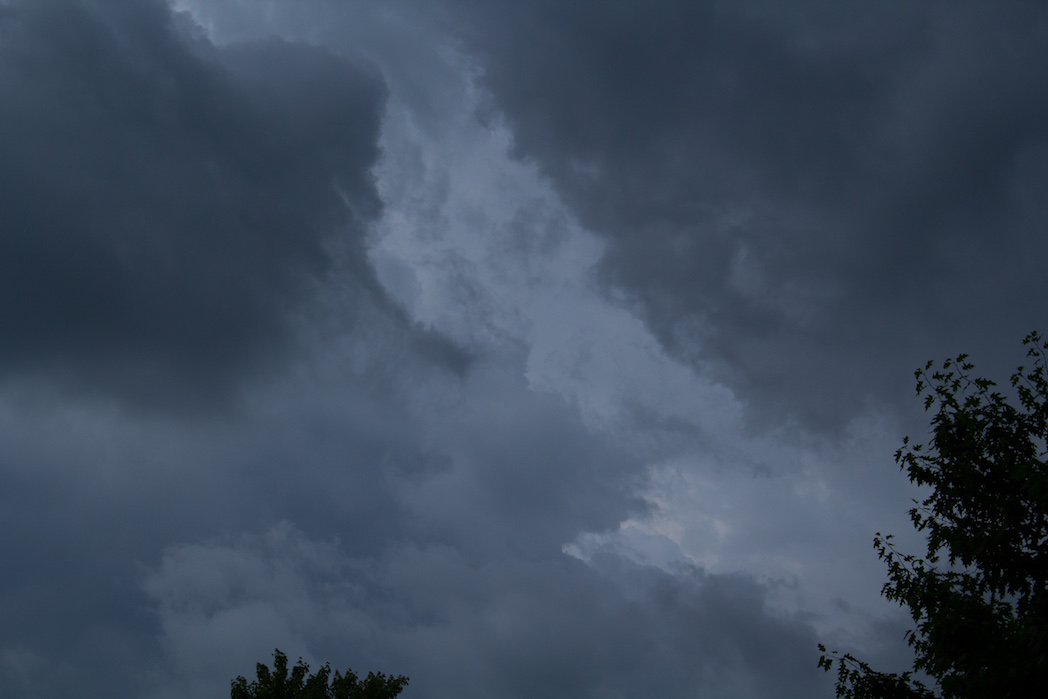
819,332,1048,698
231,649,409,699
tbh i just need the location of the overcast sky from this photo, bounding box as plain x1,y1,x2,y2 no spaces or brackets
2,1,1046,697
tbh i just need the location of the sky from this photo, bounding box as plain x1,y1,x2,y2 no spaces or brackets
1,1,1046,697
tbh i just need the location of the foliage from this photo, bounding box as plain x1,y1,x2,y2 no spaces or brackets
819,332,1048,698
231,649,409,699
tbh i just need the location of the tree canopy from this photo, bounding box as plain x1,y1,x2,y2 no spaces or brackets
819,331,1048,698
231,649,409,699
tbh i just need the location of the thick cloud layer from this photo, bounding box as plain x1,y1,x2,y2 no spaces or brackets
446,0,1048,429
0,0,385,407
3,2,1040,698
0,348,648,698
143,524,829,699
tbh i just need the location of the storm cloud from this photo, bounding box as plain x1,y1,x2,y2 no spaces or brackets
144,524,828,699
445,0,1048,429
2,2,1045,698
0,0,385,407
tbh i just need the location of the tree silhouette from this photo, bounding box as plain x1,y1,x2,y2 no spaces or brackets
819,332,1048,698
231,649,408,699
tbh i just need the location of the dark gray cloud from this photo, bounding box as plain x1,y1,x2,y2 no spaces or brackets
0,344,834,699
444,0,1048,429
0,0,386,408
2,2,993,698
0,329,648,698
141,524,831,699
